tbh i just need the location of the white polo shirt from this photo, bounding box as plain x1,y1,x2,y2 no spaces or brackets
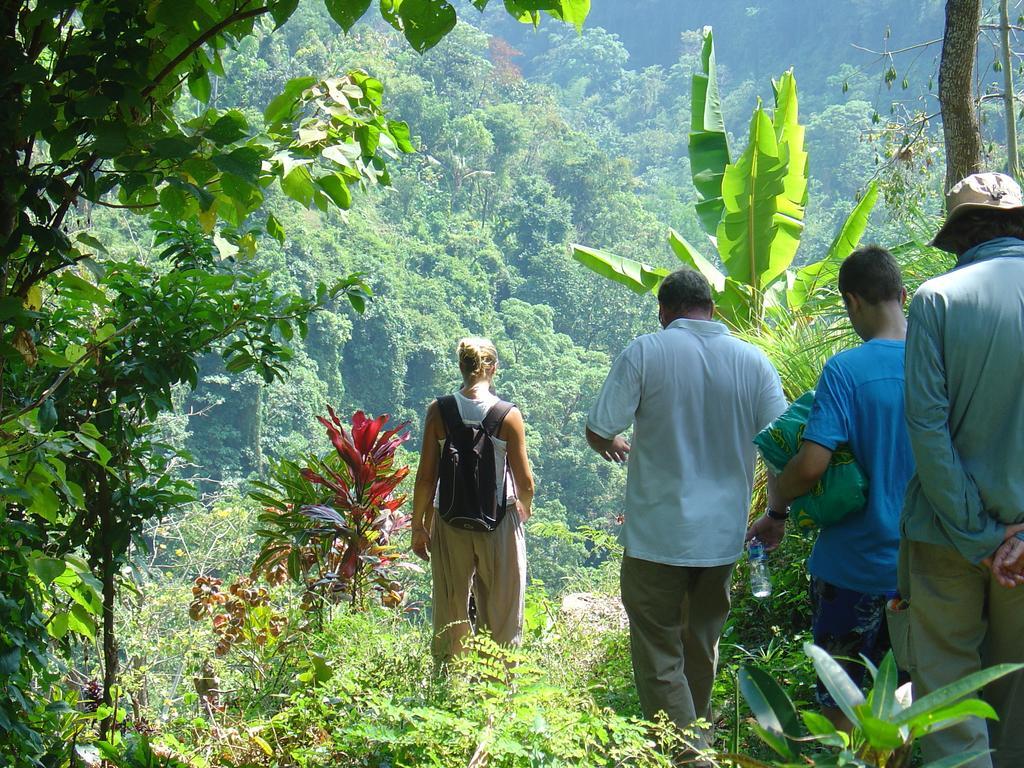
588,318,787,567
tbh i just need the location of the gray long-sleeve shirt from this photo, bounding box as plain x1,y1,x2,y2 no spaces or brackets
902,236,1024,563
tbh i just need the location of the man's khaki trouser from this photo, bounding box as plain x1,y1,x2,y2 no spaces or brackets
430,509,526,662
901,539,1024,768
620,555,734,748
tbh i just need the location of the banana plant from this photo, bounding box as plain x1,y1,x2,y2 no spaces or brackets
571,27,876,329
689,26,731,237
726,643,1022,768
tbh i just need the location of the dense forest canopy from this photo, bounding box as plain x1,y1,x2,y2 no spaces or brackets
3,0,1022,765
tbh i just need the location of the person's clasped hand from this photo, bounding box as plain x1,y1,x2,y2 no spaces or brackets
982,523,1024,588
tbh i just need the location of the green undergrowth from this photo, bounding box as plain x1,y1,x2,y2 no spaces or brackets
171,608,682,767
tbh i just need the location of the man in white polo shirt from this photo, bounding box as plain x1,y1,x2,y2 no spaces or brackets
586,267,787,750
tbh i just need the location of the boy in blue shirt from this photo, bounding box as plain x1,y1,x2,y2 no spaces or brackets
747,245,915,730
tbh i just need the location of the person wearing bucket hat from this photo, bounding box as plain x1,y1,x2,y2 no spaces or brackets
901,171,1024,767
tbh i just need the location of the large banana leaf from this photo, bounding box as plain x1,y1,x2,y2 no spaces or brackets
668,228,726,290
570,243,666,295
668,229,753,327
716,105,789,292
688,26,730,238
771,70,807,285
787,181,878,309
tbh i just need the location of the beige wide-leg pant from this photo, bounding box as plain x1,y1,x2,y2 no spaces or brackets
902,539,1024,768
430,509,526,662
620,555,734,748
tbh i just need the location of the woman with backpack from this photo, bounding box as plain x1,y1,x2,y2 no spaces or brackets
411,337,535,662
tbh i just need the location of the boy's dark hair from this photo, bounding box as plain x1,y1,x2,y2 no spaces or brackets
935,208,1024,255
837,245,903,304
658,267,713,313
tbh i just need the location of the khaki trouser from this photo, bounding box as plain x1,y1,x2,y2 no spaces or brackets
620,555,734,749
430,509,526,662
901,539,1024,768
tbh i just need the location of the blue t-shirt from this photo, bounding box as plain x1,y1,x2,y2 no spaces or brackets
802,339,915,594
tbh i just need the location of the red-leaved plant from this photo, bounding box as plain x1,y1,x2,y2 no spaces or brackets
251,408,417,613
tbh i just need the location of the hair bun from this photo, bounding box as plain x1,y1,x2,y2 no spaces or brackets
457,337,497,378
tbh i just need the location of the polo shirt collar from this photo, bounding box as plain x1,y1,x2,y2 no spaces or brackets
665,317,730,335
956,236,1024,269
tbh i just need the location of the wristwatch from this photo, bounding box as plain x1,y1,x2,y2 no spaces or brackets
766,508,789,521
1015,531,1024,543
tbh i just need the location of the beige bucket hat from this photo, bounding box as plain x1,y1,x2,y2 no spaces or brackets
932,172,1024,251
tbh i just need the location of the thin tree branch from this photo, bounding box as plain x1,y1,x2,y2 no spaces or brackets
142,4,270,99
851,38,944,57
0,319,138,428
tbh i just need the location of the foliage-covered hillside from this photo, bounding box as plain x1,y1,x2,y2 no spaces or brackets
7,0,1008,765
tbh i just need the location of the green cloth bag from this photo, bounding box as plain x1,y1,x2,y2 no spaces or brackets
753,391,869,531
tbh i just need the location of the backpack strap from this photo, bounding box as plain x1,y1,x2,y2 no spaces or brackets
436,395,465,437
481,400,515,437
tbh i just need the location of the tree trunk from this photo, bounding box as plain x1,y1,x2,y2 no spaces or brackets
98,468,118,740
939,0,984,194
0,1,22,286
1000,0,1020,178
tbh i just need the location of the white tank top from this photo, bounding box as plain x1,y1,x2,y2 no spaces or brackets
436,391,516,503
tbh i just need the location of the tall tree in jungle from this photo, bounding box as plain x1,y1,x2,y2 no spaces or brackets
939,0,983,192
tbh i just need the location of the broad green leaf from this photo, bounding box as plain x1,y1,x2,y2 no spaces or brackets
212,147,263,183
315,173,353,209
688,27,730,237
738,667,801,758
38,399,58,432
571,243,667,295
398,0,457,53
48,612,70,640
76,233,108,254
800,710,847,748
770,70,807,286
75,432,112,466
749,723,793,760
188,69,211,103
805,643,866,728
503,0,540,25
205,110,249,145
267,213,285,245
281,165,315,207
552,0,590,31
907,698,998,736
29,484,60,522
713,277,755,329
325,0,373,32
388,120,415,153
264,76,317,124
869,650,900,720
856,712,906,750
668,228,726,290
788,181,878,309
269,0,301,27
716,105,789,293
894,663,1024,727
28,556,67,586
68,603,96,640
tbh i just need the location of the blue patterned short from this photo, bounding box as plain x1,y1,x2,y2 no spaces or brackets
810,577,894,710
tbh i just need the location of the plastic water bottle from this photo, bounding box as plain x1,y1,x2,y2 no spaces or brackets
748,539,772,598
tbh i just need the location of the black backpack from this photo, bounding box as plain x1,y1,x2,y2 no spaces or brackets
436,395,515,532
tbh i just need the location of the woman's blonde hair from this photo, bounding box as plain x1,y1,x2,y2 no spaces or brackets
457,336,498,380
